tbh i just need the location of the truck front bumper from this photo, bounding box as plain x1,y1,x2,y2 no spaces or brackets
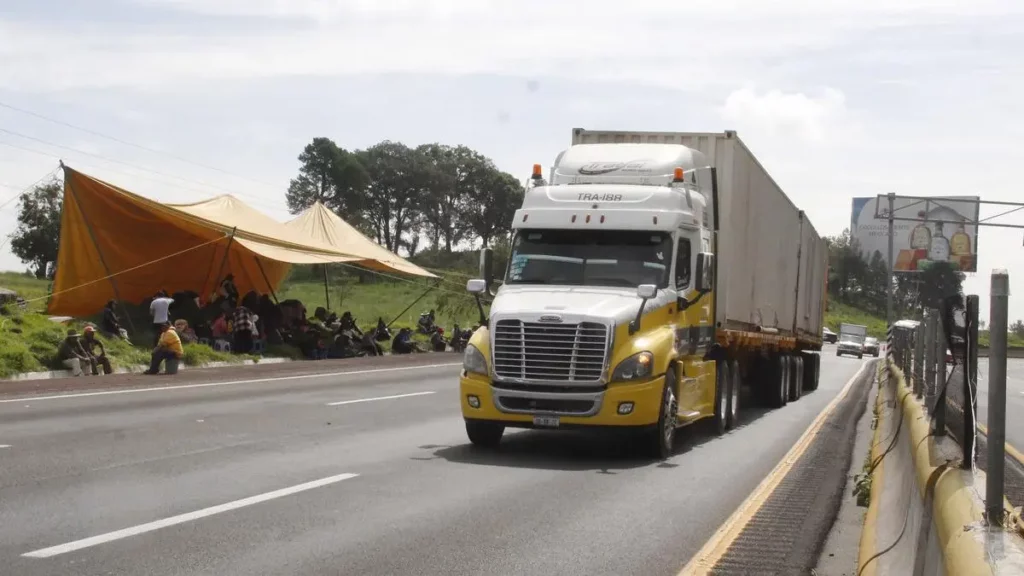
459,372,664,428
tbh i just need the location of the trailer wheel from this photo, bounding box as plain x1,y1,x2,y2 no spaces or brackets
726,359,741,429
789,356,803,402
802,353,820,392
713,361,730,435
770,355,788,409
466,420,504,448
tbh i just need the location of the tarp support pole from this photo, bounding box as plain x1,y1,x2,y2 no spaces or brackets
211,227,237,300
63,166,137,336
253,257,278,304
323,264,330,312
386,280,440,328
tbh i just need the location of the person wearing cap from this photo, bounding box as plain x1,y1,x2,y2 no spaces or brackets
143,322,184,375
58,329,90,377
81,326,113,375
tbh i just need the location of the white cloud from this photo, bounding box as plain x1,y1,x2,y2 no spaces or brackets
719,87,851,144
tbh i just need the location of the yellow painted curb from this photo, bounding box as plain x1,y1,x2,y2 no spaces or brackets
892,364,993,576
856,366,884,576
977,422,1024,467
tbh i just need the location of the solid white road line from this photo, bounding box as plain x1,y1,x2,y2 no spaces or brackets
22,472,359,559
0,444,10,448
326,391,436,406
0,363,461,405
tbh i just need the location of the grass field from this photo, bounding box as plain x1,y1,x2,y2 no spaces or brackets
1,267,1020,378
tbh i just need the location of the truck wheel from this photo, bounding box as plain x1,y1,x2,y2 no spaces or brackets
466,420,504,448
789,356,803,402
802,353,820,392
836,349,842,357
713,361,730,436
726,359,741,430
770,355,788,409
857,353,863,360
648,367,678,459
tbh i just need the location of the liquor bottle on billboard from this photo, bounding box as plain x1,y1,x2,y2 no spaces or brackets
951,221,971,256
910,212,932,250
929,221,951,262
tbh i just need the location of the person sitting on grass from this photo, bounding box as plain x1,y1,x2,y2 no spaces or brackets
144,322,183,375
174,319,198,344
58,329,90,377
101,300,130,341
81,326,113,375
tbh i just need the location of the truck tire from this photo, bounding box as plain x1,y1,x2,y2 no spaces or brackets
789,356,803,402
466,420,504,448
713,361,730,435
836,349,842,357
770,355,788,409
726,359,741,429
647,367,679,459
802,353,820,392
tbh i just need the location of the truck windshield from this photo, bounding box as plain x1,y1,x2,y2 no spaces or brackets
506,229,672,288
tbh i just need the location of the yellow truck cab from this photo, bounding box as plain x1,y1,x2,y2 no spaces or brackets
460,129,826,459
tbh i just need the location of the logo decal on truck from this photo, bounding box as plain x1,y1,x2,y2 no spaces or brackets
577,193,623,202
538,315,563,323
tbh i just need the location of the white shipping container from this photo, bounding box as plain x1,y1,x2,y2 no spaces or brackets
571,129,827,341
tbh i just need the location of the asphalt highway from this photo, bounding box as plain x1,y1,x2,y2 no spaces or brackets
976,358,1024,453
0,349,866,576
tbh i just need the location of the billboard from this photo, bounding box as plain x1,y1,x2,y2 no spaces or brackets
850,196,980,273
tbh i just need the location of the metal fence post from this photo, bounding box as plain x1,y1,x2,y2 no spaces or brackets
925,309,938,409
934,307,947,435
987,271,1009,525
964,295,979,469
921,317,929,393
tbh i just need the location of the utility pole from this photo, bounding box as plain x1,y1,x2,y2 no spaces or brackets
886,192,895,326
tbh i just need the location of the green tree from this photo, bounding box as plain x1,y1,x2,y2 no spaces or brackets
358,141,431,252
416,143,479,252
463,169,523,248
285,137,369,222
11,179,63,279
917,261,964,310
824,229,868,306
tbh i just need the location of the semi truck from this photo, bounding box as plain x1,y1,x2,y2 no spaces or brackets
459,129,828,458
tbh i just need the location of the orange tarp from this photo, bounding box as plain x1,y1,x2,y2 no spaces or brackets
49,167,431,316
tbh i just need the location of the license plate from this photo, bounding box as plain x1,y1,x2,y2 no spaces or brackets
533,415,560,428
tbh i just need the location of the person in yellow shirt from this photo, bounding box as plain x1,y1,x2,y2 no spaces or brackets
144,322,184,375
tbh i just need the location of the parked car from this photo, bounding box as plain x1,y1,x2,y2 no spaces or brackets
823,327,838,344
863,337,880,357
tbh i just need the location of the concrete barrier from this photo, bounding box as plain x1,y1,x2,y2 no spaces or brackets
858,363,1024,575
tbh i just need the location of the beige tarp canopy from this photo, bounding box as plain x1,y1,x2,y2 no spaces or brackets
48,167,433,316
284,202,434,278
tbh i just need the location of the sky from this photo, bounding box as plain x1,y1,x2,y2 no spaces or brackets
1,0,1023,322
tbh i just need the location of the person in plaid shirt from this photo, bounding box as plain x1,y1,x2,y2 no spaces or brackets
232,305,258,354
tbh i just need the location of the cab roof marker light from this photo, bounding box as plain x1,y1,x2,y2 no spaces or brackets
585,214,591,223
571,214,577,223
522,213,528,222
672,167,685,182
600,215,606,224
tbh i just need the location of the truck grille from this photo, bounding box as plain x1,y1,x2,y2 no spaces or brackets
493,320,608,382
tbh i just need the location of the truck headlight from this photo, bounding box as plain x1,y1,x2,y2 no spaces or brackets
612,351,654,381
463,344,488,376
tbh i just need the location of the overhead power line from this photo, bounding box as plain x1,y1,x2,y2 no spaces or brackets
0,100,281,190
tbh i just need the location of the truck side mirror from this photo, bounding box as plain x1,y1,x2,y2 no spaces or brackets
479,248,494,293
629,284,658,335
466,279,488,325
695,253,715,293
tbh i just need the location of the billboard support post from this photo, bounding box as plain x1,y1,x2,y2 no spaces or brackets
886,192,895,326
